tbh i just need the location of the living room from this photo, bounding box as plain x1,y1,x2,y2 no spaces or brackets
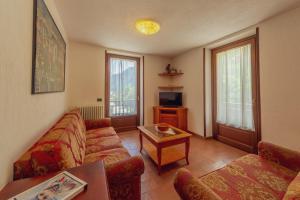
1,0,300,199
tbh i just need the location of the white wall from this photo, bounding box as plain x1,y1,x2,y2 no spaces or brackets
171,48,205,136
68,41,171,126
259,6,300,151
0,0,69,188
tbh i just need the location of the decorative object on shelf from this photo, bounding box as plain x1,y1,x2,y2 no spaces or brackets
32,0,66,94
171,68,178,74
165,64,171,74
160,66,183,77
9,171,87,200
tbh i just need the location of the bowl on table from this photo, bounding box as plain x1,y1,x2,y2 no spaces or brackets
156,124,169,132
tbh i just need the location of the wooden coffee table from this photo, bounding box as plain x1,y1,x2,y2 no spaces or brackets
0,161,110,200
138,123,192,174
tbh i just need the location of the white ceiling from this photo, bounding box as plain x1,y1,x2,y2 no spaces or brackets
54,0,300,57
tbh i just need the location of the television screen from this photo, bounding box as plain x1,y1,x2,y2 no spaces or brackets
159,92,182,107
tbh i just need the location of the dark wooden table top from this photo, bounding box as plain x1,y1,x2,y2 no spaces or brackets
0,161,110,200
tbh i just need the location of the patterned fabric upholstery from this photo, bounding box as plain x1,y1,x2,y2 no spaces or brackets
86,127,117,139
174,168,222,200
174,142,300,200
258,142,300,172
283,172,300,200
13,109,144,200
14,110,86,179
106,156,145,200
85,135,123,154
85,118,111,130
84,147,130,166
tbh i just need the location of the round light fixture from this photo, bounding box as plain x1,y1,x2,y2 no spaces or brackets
135,19,160,35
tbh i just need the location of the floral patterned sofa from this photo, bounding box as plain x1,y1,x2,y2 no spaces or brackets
13,109,144,200
174,142,300,200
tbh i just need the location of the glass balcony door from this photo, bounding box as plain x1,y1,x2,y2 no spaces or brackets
105,54,140,132
212,36,261,153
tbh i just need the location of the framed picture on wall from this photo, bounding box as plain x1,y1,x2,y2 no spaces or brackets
32,0,66,94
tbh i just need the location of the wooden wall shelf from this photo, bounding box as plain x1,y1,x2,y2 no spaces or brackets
158,73,184,77
158,86,184,90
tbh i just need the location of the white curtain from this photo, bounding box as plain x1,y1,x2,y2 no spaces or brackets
216,44,254,131
109,58,137,116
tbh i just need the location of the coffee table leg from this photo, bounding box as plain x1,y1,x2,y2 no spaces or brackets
139,131,143,153
185,138,190,165
157,147,162,175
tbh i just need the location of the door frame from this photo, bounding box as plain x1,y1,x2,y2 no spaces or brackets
105,52,141,131
211,33,261,153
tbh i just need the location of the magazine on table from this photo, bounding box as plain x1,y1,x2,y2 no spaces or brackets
9,171,88,200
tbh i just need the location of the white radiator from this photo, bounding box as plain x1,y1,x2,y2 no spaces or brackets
78,105,104,120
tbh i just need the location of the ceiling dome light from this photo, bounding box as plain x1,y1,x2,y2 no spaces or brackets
135,19,160,35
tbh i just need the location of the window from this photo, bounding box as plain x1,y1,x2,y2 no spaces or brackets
211,34,261,153
216,44,254,130
108,56,138,117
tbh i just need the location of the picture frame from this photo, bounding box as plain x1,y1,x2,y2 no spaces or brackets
32,0,66,94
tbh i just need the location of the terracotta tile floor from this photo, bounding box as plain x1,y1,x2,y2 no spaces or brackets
119,130,247,200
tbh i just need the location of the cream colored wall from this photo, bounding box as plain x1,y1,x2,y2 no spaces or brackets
171,6,300,150
171,48,205,136
144,55,171,125
68,42,105,107
259,6,300,151
68,41,171,125
0,0,68,188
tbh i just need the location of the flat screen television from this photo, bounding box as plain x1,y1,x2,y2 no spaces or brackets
159,92,182,107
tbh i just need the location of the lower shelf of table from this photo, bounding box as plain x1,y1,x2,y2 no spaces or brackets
143,143,186,166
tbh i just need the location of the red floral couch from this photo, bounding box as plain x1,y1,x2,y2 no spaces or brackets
174,142,300,200
13,109,144,200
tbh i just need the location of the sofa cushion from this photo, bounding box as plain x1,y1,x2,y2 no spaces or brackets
199,154,297,200
283,172,300,200
86,135,123,154
86,127,117,139
84,148,130,166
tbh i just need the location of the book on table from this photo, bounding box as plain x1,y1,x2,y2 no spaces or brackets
9,171,87,200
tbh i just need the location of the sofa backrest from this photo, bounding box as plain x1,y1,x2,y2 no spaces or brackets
13,109,87,180
283,172,300,199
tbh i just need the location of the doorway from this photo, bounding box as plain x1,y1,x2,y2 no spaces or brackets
105,53,140,132
211,35,261,153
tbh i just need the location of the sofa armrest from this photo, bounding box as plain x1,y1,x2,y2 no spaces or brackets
174,168,222,200
105,156,144,184
258,141,300,172
85,118,111,130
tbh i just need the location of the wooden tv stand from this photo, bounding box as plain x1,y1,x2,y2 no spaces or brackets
153,106,187,130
